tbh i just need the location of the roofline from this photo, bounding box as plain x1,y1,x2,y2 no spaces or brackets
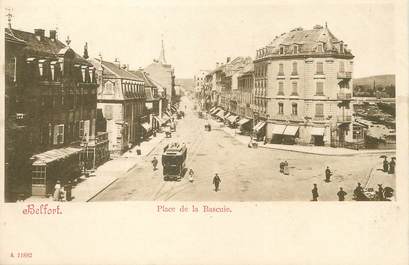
254,53,354,63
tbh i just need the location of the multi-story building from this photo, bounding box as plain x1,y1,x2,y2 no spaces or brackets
194,70,210,108
254,24,354,146
144,40,176,109
236,63,255,134
5,27,103,199
90,58,147,156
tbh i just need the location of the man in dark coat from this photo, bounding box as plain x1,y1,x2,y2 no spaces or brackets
378,184,384,201
151,157,158,171
354,182,364,201
337,187,347,201
213,173,221,192
65,181,72,201
388,158,395,174
325,166,332,182
383,158,389,172
312,184,319,201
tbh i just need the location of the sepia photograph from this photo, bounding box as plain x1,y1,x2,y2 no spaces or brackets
3,1,398,203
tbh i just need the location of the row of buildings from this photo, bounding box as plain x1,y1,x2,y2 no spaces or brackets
5,24,178,201
196,24,357,148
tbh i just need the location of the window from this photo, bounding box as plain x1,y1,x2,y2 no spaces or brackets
292,103,298,115
292,62,298,75
278,81,284,95
278,102,284,114
316,62,323,74
339,61,345,73
79,120,84,139
53,124,64,145
280,47,284,54
317,44,323,52
7,56,17,82
291,82,298,96
278,63,284,75
315,103,324,117
316,82,324,96
32,166,46,185
294,45,299,54
340,43,344,53
104,82,114,94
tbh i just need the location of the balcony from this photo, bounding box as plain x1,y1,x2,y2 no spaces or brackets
337,115,352,123
337,72,352,79
337,92,352,100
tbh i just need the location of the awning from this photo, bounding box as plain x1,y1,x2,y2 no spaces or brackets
31,147,82,166
228,115,238,123
210,107,216,113
170,106,177,112
224,112,231,119
311,127,325,136
216,110,225,118
254,121,266,132
283,126,299,136
272,124,286,135
238,118,251,126
211,108,221,115
141,122,152,132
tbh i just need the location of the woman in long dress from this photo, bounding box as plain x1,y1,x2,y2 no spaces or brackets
53,180,61,201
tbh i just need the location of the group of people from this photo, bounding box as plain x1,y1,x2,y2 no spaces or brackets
53,180,73,202
382,157,396,174
312,182,393,201
311,184,347,201
279,161,289,175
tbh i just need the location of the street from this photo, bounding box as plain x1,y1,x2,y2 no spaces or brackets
92,96,395,202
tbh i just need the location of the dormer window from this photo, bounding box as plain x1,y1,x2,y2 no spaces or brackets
50,61,57,81
81,66,87,82
317,44,323,53
58,58,64,75
89,67,94,83
294,45,299,54
280,47,284,54
38,59,46,77
340,43,344,53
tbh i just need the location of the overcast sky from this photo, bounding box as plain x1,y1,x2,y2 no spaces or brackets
3,0,396,78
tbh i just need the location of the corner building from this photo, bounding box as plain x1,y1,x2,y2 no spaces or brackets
254,25,354,146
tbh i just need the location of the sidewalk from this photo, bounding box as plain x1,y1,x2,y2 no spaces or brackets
25,133,166,203
209,118,395,156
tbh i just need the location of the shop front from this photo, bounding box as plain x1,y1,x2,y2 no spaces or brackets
253,121,266,141
282,126,300,145
271,124,286,144
237,118,252,135
311,127,325,146
31,147,82,197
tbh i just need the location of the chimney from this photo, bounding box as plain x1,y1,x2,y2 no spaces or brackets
227,57,231,63
216,62,219,68
49,30,57,41
122,64,129,70
34,29,45,41
114,58,120,68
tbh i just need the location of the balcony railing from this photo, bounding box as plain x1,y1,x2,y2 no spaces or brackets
337,72,352,79
337,115,352,123
337,92,352,100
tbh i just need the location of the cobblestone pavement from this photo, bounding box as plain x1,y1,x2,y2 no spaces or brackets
92,97,396,202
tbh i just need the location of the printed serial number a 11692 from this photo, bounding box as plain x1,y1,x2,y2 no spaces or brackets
11,252,32,258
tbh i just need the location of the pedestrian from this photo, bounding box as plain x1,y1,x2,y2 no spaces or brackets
152,156,158,171
279,161,285,173
337,187,347,201
325,166,332,182
378,184,384,201
263,136,267,145
283,161,289,175
53,180,61,201
59,186,66,202
65,181,72,201
354,182,364,201
213,173,221,192
189,169,194,183
383,157,389,173
388,158,395,174
312,184,319,201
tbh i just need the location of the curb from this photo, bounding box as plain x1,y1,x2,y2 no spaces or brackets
85,177,119,202
125,136,166,173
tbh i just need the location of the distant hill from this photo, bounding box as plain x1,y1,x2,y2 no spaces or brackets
176,78,194,90
353,74,395,98
353,74,395,88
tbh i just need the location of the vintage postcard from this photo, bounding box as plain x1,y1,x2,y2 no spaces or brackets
0,0,408,264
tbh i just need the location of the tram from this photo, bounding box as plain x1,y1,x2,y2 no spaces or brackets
162,142,187,181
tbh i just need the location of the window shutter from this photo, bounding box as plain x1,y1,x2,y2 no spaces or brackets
59,124,65,144
79,120,84,138
84,120,90,141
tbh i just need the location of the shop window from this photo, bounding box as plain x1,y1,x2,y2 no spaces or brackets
316,82,324,96
32,166,46,185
